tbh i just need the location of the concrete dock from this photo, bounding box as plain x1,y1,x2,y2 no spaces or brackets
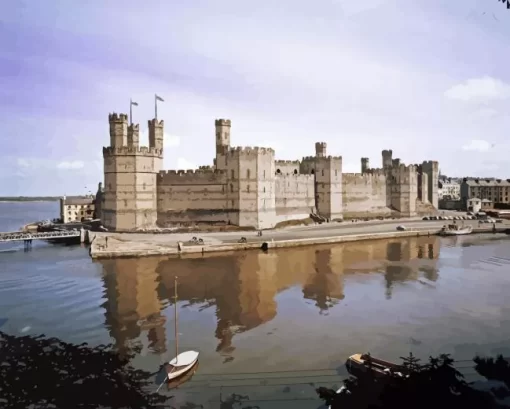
89,219,510,260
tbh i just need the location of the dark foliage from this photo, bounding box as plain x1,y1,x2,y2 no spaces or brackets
317,353,510,409
0,331,170,409
497,0,510,10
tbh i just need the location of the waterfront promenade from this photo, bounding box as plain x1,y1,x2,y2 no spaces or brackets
89,218,510,259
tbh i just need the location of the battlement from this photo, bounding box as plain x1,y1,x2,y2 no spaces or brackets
215,119,231,127
275,173,314,181
103,146,163,157
109,113,128,122
364,168,386,177
396,163,419,173
228,146,275,155
275,159,301,165
128,124,139,131
158,168,228,185
382,149,393,156
343,172,386,184
422,160,439,171
301,155,342,161
148,118,164,127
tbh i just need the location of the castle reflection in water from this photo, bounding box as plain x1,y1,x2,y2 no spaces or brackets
99,237,440,356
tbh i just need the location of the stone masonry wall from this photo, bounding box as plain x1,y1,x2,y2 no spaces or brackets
342,172,390,218
275,174,315,218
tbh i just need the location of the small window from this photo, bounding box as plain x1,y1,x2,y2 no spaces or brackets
230,184,234,193
231,200,234,207
263,170,266,179
247,169,251,179
322,169,324,176
231,169,235,179
276,169,281,174
247,185,250,193
294,169,298,175
263,187,266,193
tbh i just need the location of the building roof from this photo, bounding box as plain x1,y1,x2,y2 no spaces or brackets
463,178,510,186
62,196,94,206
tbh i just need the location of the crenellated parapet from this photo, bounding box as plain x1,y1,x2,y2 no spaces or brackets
275,159,301,165
342,172,386,185
158,168,228,185
363,168,386,177
302,155,342,161
108,113,128,122
102,146,163,157
148,118,164,127
215,119,231,127
228,146,275,156
422,160,439,171
275,173,314,182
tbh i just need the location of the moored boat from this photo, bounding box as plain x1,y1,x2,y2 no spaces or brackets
346,353,406,378
439,224,473,236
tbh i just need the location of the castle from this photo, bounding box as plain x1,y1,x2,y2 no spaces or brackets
100,113,439,232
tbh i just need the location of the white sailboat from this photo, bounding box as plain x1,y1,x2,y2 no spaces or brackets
439,224,473,236
165,276,199,381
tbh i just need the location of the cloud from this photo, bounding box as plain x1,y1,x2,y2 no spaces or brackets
176,158,197,170
444,77,510,104
462,139,493,153
56,161,85,170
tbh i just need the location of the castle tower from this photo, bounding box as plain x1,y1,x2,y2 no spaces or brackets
382,150,393,169
314,143,343,221
148,119,164,172
127,124,140,147
361,157,369,173
421,161,439,208
215,119,231,171
226,147,276,229
102,112,163,232
315,142,327,158
109,113,128,147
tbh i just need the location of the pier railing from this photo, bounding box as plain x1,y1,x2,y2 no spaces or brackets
0,230,81,242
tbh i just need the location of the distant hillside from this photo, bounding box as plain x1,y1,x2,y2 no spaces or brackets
0,196,87,202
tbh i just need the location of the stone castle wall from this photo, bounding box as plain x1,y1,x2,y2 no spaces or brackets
101,113,440,231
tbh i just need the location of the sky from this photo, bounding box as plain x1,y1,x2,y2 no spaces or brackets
1,0,509,196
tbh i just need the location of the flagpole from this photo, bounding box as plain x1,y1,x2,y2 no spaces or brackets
155,94,158,120
129,99,133,125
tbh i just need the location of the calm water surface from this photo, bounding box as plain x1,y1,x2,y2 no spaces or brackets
1,202,510,407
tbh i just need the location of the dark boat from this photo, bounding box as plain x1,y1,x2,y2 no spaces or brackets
346,353,407,378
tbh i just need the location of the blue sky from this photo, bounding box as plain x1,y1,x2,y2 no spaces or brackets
1,0,509,196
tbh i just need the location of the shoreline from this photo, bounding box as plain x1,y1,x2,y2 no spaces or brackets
88,218,510,260
90,228,441,260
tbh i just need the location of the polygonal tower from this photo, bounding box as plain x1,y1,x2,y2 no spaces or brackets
101,113,163,232
214,119,231,171
313,142,343,221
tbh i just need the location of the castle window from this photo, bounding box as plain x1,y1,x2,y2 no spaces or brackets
263,187,266,193
294,169,298,175
231,200,234,207
230,184,234,193
231,170,235,179
143,182,146,190
311,169,315,175
263,170,266,179
247,169,251,179
322,169,324,176
247,185,250,193
222,185,225,193
276,169,281,174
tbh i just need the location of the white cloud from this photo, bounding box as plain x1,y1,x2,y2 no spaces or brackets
57,160,85,170
444,77,510,104
176,158,197,170
17,158,32,168
462,139,494,153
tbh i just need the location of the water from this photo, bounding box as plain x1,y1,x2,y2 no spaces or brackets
1,202,510,407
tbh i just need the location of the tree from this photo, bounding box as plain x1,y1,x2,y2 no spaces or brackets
497,0,510,9
317,353,510,409
0,331,170,409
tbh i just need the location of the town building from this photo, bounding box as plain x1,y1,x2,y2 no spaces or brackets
460,178,510,210
99,113,439,232
59,196,95,223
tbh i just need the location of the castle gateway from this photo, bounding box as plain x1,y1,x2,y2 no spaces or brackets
100,113,438,232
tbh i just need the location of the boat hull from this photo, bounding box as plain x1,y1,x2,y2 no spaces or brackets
440,227,472,236
167,351,200,380
346,353,405,378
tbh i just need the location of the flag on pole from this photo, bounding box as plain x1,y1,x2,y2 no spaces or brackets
130,100,139,106
155,94,164,102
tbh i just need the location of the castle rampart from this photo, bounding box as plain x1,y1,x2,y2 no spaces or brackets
100,113,440,231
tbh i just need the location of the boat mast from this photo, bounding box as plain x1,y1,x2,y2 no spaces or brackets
174,276,179,363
